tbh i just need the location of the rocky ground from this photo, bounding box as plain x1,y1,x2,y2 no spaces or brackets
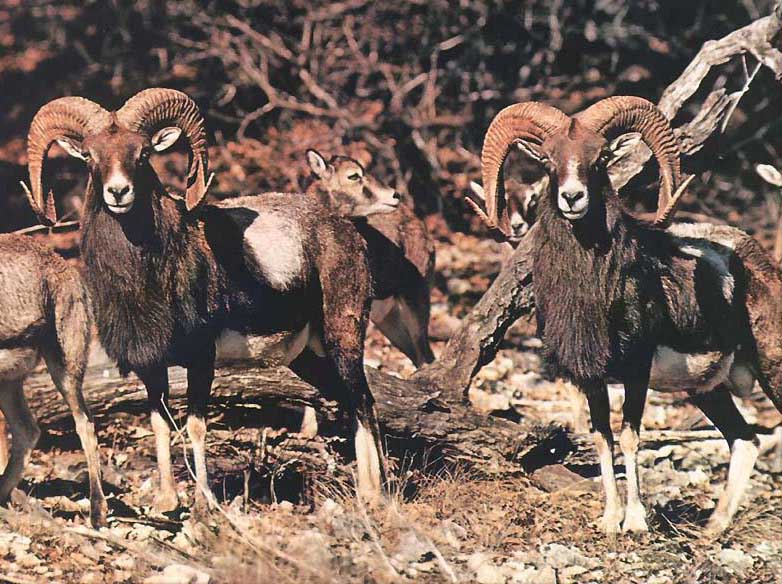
1,235,782,584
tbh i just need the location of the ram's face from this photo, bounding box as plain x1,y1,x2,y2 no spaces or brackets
506,183,538,239
57,125,182,216
542,125,608,222
80,129,151,214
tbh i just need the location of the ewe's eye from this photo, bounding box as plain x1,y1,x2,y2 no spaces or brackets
138,149,151,165
347,173,361,181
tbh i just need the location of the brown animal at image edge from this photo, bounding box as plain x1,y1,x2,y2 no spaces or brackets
0,234,107,527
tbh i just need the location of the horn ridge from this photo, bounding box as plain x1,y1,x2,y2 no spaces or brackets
480,102,569,236
117,88,209,211
577,96,684,225
26,97,111,225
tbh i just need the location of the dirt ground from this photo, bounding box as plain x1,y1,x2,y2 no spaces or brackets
1,235,781,584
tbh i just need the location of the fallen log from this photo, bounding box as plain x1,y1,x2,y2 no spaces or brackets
25,359,571,479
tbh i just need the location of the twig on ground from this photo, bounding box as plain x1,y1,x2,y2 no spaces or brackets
158,397,339,584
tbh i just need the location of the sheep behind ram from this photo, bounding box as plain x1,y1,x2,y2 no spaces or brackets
305,149,436,368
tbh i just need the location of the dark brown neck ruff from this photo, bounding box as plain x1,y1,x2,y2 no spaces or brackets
80,174,217,372
532,193,635,382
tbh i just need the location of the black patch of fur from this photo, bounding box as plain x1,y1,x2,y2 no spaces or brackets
532,173,745,385
81,169,225,372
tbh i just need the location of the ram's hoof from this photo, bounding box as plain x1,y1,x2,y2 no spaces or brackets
622,505,649,533
153,490,180,514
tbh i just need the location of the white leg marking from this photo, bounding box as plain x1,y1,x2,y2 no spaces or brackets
594,431,623,534
299,407,319,438
767,426,782,473
568,385,590,434
354,418,382,505
150,410,179,512
187,415,215,509
73,411,108,525
707,438,758,534
0,413,8,474
619,425,648,532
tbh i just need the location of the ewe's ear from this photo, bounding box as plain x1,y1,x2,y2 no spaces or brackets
306,149,329,178
606,132,642,167
757,164,782,187
515,139,548,164
151,126,183,152
56,137,88,161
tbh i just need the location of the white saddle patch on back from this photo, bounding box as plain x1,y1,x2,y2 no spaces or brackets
649,346,733,394
244,212,305,291
667,224,736,304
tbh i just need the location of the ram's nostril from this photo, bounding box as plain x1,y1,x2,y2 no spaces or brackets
562,191,585,206
392,191,401,201
108,185,131,198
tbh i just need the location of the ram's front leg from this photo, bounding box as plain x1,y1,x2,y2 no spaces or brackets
187,345,217,514
138,366,179,513
620,374,650,532
583,380,623,534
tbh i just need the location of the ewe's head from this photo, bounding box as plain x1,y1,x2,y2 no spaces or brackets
306,149,400,217
476,96,688,239
470,179,539,243
25,89,208,223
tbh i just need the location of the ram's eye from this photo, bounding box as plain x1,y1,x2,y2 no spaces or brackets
347,173,361,181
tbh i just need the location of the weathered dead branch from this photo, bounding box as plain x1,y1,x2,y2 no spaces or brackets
612,9,782,190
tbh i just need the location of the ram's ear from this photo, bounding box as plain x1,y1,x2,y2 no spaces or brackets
151,127,183,152
605,132,642,167
306,149,330,178
757,164,782,188
515,139,548,164
56,137,89,161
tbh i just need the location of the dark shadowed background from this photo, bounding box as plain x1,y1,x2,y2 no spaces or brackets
0,0,780,246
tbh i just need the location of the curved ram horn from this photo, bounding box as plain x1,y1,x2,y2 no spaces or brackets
117,88,209,211
480,102,569,237
577,96,686,227
26,97,112,225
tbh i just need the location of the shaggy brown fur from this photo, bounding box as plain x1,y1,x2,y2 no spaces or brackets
0,234,107,527
306,151,435,366
50,111,385,510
